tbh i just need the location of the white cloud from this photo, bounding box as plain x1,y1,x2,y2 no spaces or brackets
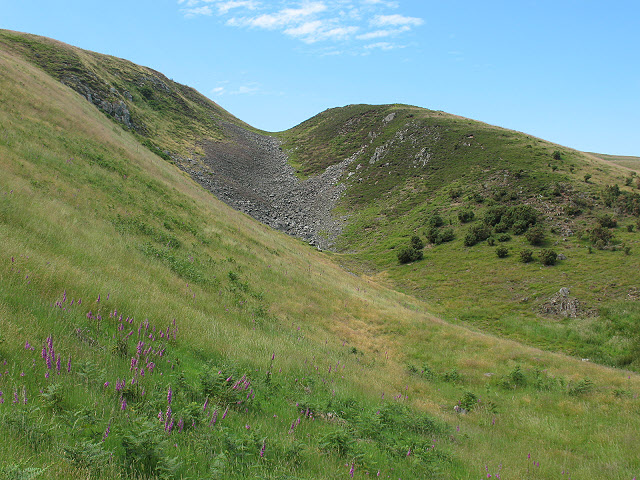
231,2,328,29
179,0,423,52
356,25,408,40
184,5,214,17
364,41,396,50
285,20,324,37
371,14,423,27
216,1,260,15
212,82,260,95
362,0,399,7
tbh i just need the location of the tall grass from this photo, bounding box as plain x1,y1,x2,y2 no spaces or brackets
0,42,639,479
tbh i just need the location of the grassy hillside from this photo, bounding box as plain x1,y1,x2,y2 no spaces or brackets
1,34,640,480
280,104,640,371
588,152,640,171
0,29,253,161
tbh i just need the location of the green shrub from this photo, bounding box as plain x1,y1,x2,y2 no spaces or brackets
63,440,110,474
568,378,594,396
597,214,617,228
496,246,509,258
464,224,491,246
458,209,475,223
397,246,423,264
427,213,444,228
540,249,558,266
498,233,511,242
503,205,538,229
319,429,354,456
458,392,478,411
441,369,461,383
525,225,546,246
121,418,181,478
410,235,424,250
588,224,614,246
438,227,455,244
519,249,534,263
483,206,506,227
425,226,439,244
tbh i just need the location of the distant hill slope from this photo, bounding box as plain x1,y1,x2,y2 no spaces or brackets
0,29,251,158
588,152,640,170
280,104,640,369
3,29,640,369
2,30,640,479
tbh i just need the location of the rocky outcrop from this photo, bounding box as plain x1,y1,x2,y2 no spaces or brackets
539,287,595,318
61,75,137,130
177,122,356,250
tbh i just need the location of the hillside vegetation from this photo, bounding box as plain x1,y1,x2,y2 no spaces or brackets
0,29,252,160
280,104,640,370
0,31,639,479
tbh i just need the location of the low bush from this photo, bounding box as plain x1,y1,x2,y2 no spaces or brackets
427,213,444,228
496,246,509,258
519,249,534,263
589,224,614,247
525,225,546,246
540,249,558,266
464,224,491,246
458,209,475,223
597,214,617,228
410,235,425,250
397,246,423,264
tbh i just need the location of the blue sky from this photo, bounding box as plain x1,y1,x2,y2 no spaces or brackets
2,0,639,155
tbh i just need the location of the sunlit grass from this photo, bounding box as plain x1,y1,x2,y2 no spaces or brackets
1,37,639,479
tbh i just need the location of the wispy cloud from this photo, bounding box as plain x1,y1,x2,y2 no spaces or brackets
364,41,398,51
212,82,261,96
370,14,423,27
179,0,423,51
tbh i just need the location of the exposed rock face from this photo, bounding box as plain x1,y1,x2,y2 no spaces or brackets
177,122,355,250
99,99,133,128
61,76,137,130
539,287,594,318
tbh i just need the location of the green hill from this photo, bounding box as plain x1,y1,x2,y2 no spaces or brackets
1,30,639,479
280,104,640,370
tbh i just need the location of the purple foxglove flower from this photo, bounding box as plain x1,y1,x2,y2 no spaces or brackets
102,421,111,442
167,386,172,404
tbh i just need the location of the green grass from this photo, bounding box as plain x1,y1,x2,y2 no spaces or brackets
280,103,640,371
0,29,255,158
1,33,640,480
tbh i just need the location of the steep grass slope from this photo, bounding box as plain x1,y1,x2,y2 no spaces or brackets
0,35,639,479
0,29,252,160
280,104,640,370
